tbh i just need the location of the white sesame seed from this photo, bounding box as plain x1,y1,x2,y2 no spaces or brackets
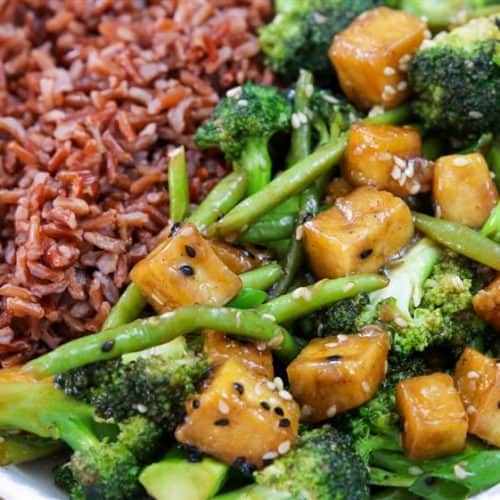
467,371,480,379
454,464,472,479
467,405,477,414
383,84,396,95
273,377,284,391
261,313,276,322
453,156,469,167
362,381,371,393
237,99,248,107
304,84,314,98
295,225,304,240
342,281,355,292
368,105,385,117
399,54,411,64
378,152,393,161
279,390,293,401
326,404,337,418
384,360,389,375
291,287,313,301
136,404,148,414
266,381,276,391
409,466,424,476
420,39,436,51
394,156,407,168
405,163,415,178
397,81,408,92
420,15,428,22
394,317,408,327
409,182,421,195
291,113,301,129
236,312,242,328
256,341,267,352
398,173,408,186
322,94,339,104
278,440,291,455
391,166,402,181
268,332,284,348
383,66,396,76
269,397,279,406
226,86,242,98
262,451,278,461
337,334,348,343
325,342,337,348
469,111,483,119
218,400,230,414
255,383,263,396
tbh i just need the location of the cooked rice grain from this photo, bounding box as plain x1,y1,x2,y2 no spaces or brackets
0,0,273,366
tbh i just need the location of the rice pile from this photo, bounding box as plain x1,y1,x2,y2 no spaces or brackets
0,0,273,366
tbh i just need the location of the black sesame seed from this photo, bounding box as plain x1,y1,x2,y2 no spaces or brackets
185,245,196,257
326,354,343,363
425,476,436,486
233,457,256,476
192,399,200,409
260,401,271,410
101,340,115,352
274,407,284,416
279,418,291,428
187,450,203,463
233,382,244,395
179,264,194,276
214,418,229,426
360,248,373,259
169,222,181,237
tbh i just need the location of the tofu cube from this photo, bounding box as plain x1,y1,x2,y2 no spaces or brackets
433,153,499,228
396,373,468,460
329,7,427,109
203,330,274,379
455,348,500,447
303,186,414,278
130,223,242,312
287,326,390,422
342,123,432,197
472,275,500,331
175,358,300,468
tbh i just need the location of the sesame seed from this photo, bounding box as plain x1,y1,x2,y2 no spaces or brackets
394,156,407,168
398,173,407,186
218,400,230,414
269,397,279,406
274,406,285,416
261,313,276,322
279,418,291,428
291,287,313,301
237,99,248,107
266,381,276,391
185,245,196,257
278,441,291,455
453,157,469,167
327,404,337,417
397,81,408,92
343,281,355,291
394,317,408,327
256,341,267,352
291,113,301,129
101,340,115,352
467,405,477,414
233,382,244,395
405,163,415,178
227,86,242,98
383,66,396,76
295,225,304,240
262,451,278,461
304,83,314,98
467,371,480,379
273,377,284,391
383,84,396,95
325,342,337,348
179,264,194,276
368,105,385,117
378,152,392,161
391,166,402,180
409,182,420,195
279,390,293,401
214,418,229,426
453,464,472,479
409,466,424,476
260,401,271,410
362,381,371,393
337,334,348,343
384,360,389,375
136,403,148,413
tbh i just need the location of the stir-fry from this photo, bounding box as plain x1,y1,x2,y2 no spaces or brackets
0,1,499,500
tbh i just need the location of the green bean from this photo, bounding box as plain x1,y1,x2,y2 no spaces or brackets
240,213,297,243
480,202,500,244
265,239,291,259
258,274,389,324
460,132,493,154
25,306,298,376
168,146,190,223
102,283,147,330
413,212,500,271
239,263,283,290
210,134,348,238
187,170,248,231
362,104,412,125
227,288,267,309
487,140,500,190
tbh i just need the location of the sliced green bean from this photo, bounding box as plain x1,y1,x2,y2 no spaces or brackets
487,140,500,190
26,306,297,376
413,212,500,271
240,213,297,243
188,170,247,231
239,263,283,290
102,283,147,330
227,288,267,309
168,146,190,223
481,202,500,244
210,134,347,239
460,132,493,154
258,274,389,324
362,104,412,125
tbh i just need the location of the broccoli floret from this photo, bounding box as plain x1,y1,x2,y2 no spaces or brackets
298,293,369,337
56,337,209,434
408,17,500,140
259,0,388,82
0,381,152,500
216,425,369,500
400,0,500,31
194,82,291,194
356,239,491,356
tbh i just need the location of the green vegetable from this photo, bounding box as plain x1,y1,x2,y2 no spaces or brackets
240,213,297,244
238,263,283,290
195,83,291,194
361,104,412,126
0,432,64,465
210,133,348,238
55,337,208,433
215,425,369,500
409,17,500,140
102,283,146,331
259,0,388,82
25,306,298,376
413,212,500,270
168,146,190,223
139,447,229,500
400,0,500,30
487,138,500,189
481,201,500,243
227,288,268,308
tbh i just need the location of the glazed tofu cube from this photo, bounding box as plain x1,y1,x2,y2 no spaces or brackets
287,326,390,422
130,223,242,312
396,373,468,460
203,330,274,379
342,123,433,197
303,186,414,278
472,275,500,331
175,358,300,468
433,153,499,228
455,348,500,447
329,7,427,109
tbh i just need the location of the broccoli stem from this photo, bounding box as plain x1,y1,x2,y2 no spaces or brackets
102,283,147,330
413,212,500,271
481,202,500,243
188,170,248,231
214,484,276,500
258,274,389,323
240,213,297,243
168,146,190,223
0,433,65,465
210,134,348,238
240,137,273,195
238,263,283,290
25,306,298,376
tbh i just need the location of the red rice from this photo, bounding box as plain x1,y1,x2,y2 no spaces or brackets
0,0,274,366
